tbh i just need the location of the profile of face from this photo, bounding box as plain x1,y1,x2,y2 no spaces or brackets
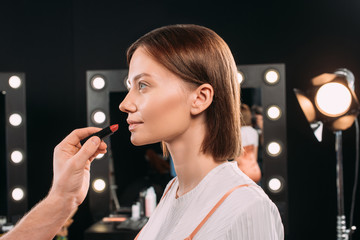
119,47,195,146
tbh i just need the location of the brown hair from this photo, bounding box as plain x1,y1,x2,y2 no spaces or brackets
127,24,241,161
240,104,252,126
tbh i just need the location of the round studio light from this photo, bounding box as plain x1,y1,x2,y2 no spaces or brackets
91,110,106,124
12,187,25,201
96,153,105,159
9,76,22,89
268,177,284,193
9,113,22,126
266,105,282,120
237,71,245,84
10,150,24,164
264,69,280,85
266,141,282,157
92,178,106,193
91,76,106,90
315,82,352,117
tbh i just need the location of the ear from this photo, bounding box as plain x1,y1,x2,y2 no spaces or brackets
190,83,214,115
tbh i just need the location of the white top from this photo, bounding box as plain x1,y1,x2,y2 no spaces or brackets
137,162,284,240
241,126,259,147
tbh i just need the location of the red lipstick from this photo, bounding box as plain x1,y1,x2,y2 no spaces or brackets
80,124,119,145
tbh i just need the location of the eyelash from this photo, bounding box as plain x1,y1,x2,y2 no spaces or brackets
138,81,147,90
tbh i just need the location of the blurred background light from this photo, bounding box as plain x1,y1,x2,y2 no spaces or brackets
266,105,282,120
91,76,106,90
266,141,282,157
237,71,244,84
315,82,352,117
93,179,106,193
11,188,24,201
268,177,283,193
96,153,105,159
9,113,22,127
92,110,106,124
8,76,22,89
264,69,280,84
10,150,23,164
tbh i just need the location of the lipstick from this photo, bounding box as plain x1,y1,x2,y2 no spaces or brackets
80,124,119,145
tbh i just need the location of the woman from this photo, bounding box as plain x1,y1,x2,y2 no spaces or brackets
120,24,283,240
235,103,262,182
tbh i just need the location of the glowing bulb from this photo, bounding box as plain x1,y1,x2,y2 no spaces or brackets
264,69,280,84
267,141,282,156
12,188,24,201
93,179,106,192
237,71,244,84
9,76,22,89
9,113,22,126
268,177,283,192
91,76,106,90
315,82,352,117
11,150,23,164
267,105,281,120
92,111,106,124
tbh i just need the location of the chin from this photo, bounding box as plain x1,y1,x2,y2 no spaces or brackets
130,135,160,146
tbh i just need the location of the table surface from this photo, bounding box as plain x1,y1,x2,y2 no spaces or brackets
84,220,140,240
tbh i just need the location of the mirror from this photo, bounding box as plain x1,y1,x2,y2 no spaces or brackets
237,64,288,232
85,64,289,233
0,92,6,216
0,73,27,222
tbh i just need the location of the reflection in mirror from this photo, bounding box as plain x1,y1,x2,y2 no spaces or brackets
237,88,263,183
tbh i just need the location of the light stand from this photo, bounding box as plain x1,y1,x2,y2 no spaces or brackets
335,131,351,240
294,68,359,240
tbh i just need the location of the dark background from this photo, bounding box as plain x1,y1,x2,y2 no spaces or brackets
1,0,360,239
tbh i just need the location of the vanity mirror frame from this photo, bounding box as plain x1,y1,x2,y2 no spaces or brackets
86,64,288,232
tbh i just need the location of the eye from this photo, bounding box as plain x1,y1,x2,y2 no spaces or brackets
139,81,147,90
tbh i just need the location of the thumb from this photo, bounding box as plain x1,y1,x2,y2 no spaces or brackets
73,136,101,164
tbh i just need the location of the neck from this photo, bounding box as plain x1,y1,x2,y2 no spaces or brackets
166,119,223,197
173,152,223,197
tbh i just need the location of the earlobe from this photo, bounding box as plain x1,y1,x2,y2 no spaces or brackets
190,83,214,115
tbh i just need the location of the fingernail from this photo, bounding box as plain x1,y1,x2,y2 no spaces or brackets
91,137,100,145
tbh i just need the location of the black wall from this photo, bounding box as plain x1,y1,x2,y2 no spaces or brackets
1,0,360,239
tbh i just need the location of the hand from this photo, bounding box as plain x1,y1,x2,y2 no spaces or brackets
49,127,108,208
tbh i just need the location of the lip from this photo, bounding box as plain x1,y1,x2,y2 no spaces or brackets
127,119,143,131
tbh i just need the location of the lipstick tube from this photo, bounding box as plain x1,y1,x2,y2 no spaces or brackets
80,124,119,145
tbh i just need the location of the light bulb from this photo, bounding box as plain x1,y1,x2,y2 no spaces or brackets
315,82,351,117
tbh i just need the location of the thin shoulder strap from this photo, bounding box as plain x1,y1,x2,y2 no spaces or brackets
161,178,177,201
134,178,177,240
184,184,250,240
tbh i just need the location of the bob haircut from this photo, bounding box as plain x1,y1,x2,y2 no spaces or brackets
127,24,241,161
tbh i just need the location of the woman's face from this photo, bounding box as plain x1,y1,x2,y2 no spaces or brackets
119,47,194,146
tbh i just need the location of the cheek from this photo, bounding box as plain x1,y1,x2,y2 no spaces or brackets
142,91,191,134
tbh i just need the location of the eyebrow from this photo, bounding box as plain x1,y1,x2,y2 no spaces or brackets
126,73,151,90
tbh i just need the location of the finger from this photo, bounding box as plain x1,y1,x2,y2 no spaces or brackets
62,127,102,147
98,141,108,150
91,149,107,160
72,136,101,166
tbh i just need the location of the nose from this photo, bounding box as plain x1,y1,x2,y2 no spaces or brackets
119,92,137,113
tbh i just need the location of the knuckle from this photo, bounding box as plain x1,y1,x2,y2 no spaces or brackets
54,144,61,153
81,146,93,157
71,129,80,135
